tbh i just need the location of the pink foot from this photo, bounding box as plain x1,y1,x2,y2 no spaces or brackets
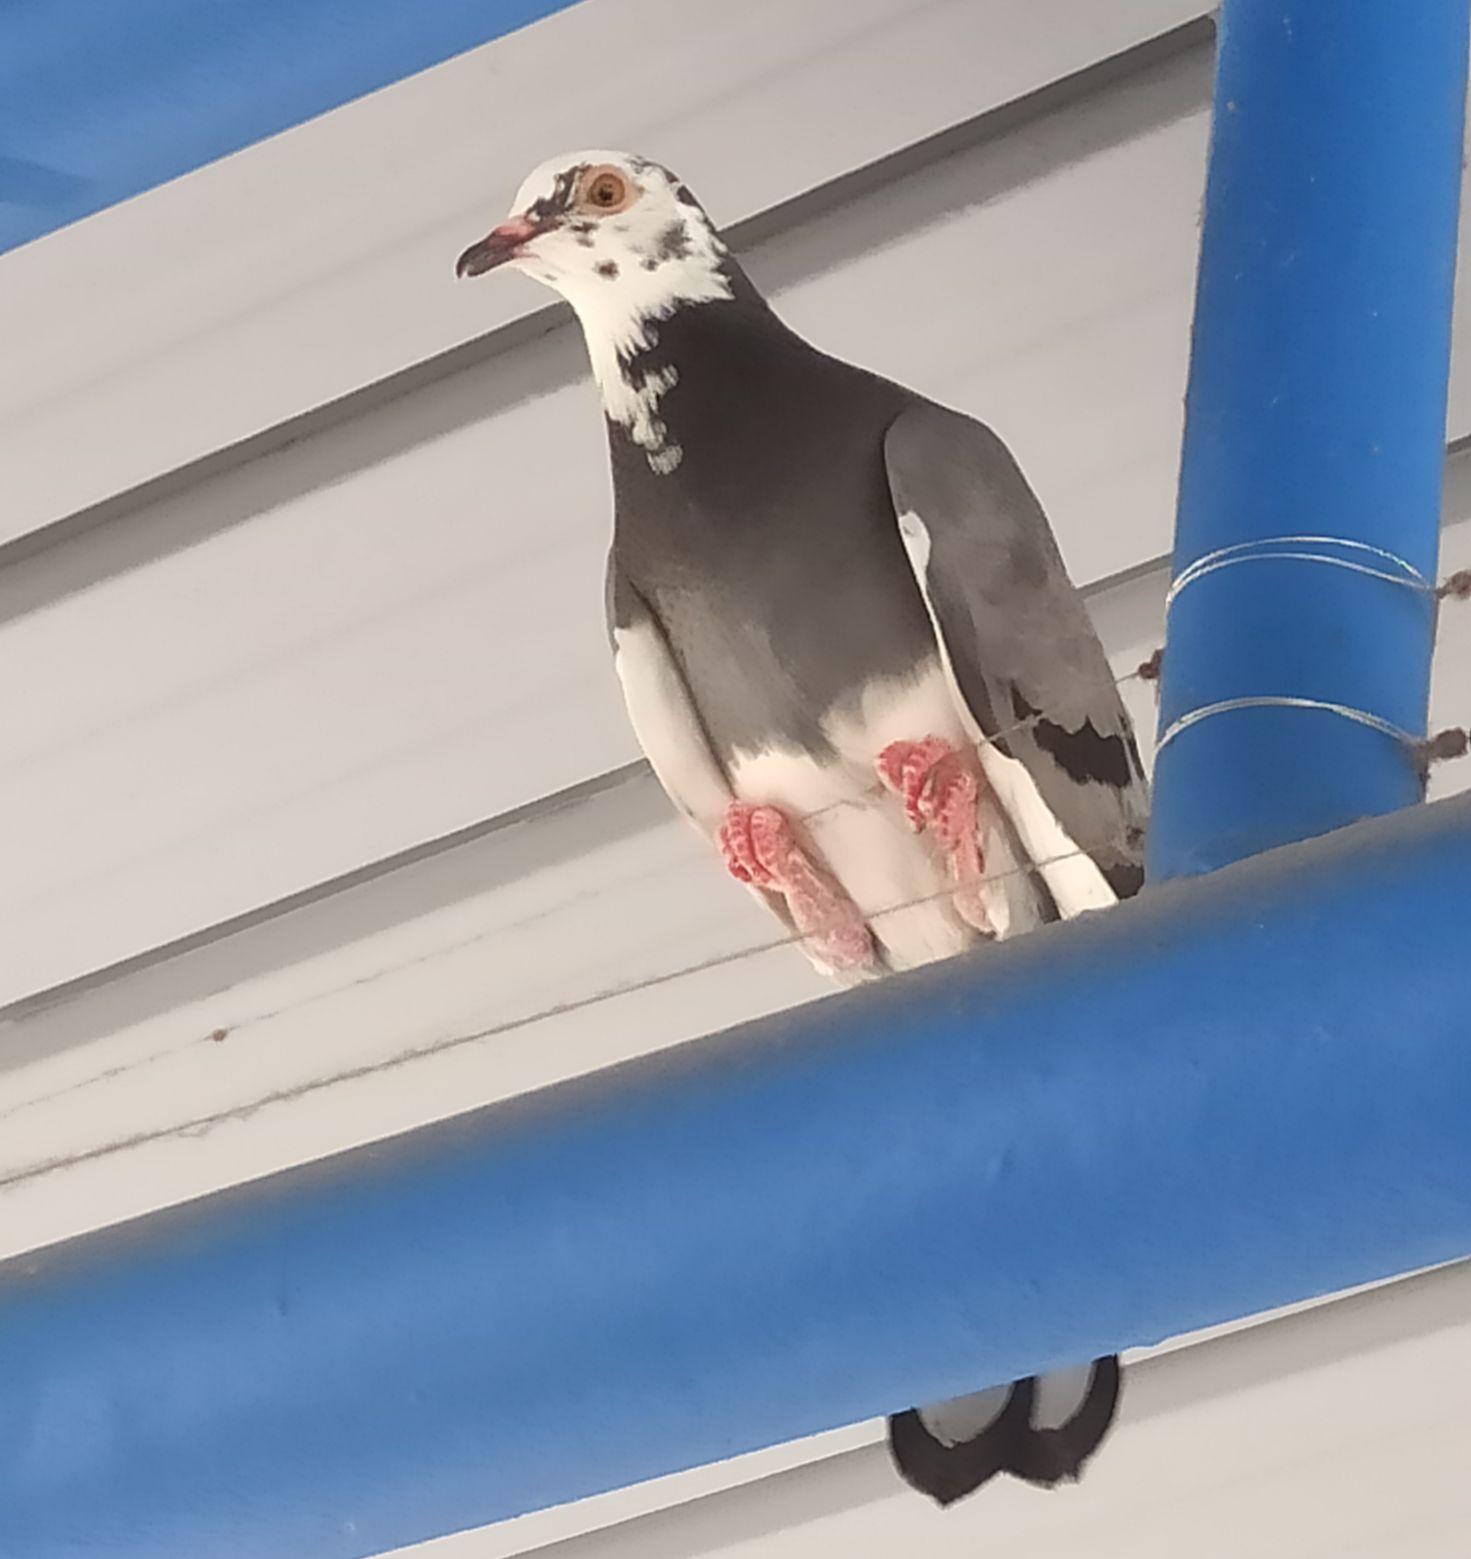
874,736,953,830
718,802,875,972
876,738,994,935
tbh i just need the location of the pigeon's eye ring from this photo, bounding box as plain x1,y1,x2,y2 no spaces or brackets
579,167,634,215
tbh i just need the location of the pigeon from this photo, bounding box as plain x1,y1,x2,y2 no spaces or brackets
457,152,1148,1507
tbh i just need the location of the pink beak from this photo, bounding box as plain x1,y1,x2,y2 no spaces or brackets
455,215,546,278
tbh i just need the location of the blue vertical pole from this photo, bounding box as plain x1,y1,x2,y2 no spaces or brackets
1149,0,1469,879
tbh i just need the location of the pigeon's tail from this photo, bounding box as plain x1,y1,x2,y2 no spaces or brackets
887,1356,1121,1506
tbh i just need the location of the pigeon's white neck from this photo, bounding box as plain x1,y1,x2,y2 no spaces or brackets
559,246,734,476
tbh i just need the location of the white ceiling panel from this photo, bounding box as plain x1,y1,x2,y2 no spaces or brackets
0,0,1210,545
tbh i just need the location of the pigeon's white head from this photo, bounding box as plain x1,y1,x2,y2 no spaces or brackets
456,151,739,472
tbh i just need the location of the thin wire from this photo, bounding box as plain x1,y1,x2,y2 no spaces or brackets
1165,535,1434,615
793,664,1151,830
13,538,1471,1182
0,669,1157,1132
1159,536,1461,754
1156,695,1418,755
14,624,1465,1181
0,833,1134,1192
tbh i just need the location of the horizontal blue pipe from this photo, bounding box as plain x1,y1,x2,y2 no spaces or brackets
4,794,1471,1557
0,0,581,254
1149,0,1468,878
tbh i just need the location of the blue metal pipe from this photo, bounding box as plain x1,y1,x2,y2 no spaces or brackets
4,793,1471,1558
0,0,581,254
1149,0,1469,879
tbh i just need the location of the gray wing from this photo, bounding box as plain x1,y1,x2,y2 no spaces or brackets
883,401,1147,904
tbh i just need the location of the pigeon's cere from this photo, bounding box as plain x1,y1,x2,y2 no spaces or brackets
457,150,1149,1509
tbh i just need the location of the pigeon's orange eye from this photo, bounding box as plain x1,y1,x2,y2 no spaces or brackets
580,168,632,213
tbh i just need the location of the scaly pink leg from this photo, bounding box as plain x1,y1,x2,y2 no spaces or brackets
718,802,875,972
876,738,994,935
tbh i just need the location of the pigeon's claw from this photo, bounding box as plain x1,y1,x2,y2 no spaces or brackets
718,802,876,972
874,735,953,829
876,739,994,936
